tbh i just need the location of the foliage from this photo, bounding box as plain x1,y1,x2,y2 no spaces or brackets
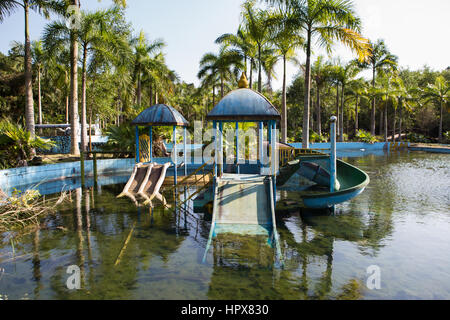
444,131,450,144
103,124,134,153
406,132,432,143
310,131,328,143
0,118,54,168
0,188,68,231
355,130,378,144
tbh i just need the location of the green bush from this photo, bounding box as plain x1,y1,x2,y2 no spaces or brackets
355,130,378,144
0,118,55,168
443,131,450,144
310,131,328,143
406,132,432,143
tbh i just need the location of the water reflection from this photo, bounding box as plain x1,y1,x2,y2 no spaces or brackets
0,151,449,299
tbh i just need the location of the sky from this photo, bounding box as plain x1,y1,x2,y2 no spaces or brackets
0,0,449,90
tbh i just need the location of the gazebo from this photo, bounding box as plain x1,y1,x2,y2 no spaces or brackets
206,73,281,179
131,104,189,184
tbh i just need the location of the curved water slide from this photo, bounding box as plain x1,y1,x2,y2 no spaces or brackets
277,155,370,209
117,162,170,205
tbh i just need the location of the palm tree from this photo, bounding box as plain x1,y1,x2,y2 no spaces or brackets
266,0,370,148
241,0,272,93
334,60,360,141
67,0,126,155
215,26,254,80
31,40,45,127
269,7,304,142
373,74,398,142
359,39,398,136
198,47,243,98
310,56,332,136
421,76,449,142
131,30,165,108
346,78,368,135
0,0,63,138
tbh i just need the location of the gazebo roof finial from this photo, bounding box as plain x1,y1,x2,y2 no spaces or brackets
238,72,249,89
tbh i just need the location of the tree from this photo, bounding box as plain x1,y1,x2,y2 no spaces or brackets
266,0,370,148
0,0,63,138
310,56,332,136
373,74,398,142
346,78,368,135
198,47,243,98
359,39,398,136
333,60,360,141
268,6,304,142
131,30,165,108
421,76,449,142
241,0,272,93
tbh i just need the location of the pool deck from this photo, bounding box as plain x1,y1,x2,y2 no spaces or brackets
409,143,450,154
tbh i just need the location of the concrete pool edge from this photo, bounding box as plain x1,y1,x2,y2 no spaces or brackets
0,158,135,192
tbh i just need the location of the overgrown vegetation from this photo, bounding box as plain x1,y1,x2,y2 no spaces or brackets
0,118,54,168
0,188,68,231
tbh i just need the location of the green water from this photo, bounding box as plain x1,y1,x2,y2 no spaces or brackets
0,151,449,300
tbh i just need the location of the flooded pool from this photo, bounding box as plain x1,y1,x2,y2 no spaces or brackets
0,150,449,299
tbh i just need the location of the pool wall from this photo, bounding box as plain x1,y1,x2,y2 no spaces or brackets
288,142,400,150
0,158,134,193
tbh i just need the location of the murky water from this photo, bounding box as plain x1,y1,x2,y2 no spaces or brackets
0,151,449,300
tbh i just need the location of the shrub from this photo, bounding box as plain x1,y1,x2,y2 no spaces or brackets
443,131,450,144
355,130,378,144
0,118,55,168
406,132,432,143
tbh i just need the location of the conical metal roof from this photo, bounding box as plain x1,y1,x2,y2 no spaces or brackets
206,88,281,121
131,104,189,126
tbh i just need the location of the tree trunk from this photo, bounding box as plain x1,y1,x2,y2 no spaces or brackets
339,84,345,142
302,30,312,149
316,83,321,136
399,105,402,142
66,95,69,124
379,108,383,136
355,95,359,135
370,67,376,135
335,83,340,138
220,75,224,98
212,85,215,107
24,5,35,138
258,44,262,93
89,114,92,152
249,59,253,90
70,0,80,156
384,98,388,142
37,66,42,125
393,105,397,142
149,82,153,106
80,45,88,152
281,55,287,143
137,70,142,107
439,99,443,142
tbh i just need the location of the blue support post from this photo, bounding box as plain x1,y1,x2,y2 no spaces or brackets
213,121,217,178
330,116,337,192
173,125,177,185
258,121,263,171
271,121,277,203
219,121,223,176
149,126,153,162
183,126,187,176
235,121,239,174
135,126,139,163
